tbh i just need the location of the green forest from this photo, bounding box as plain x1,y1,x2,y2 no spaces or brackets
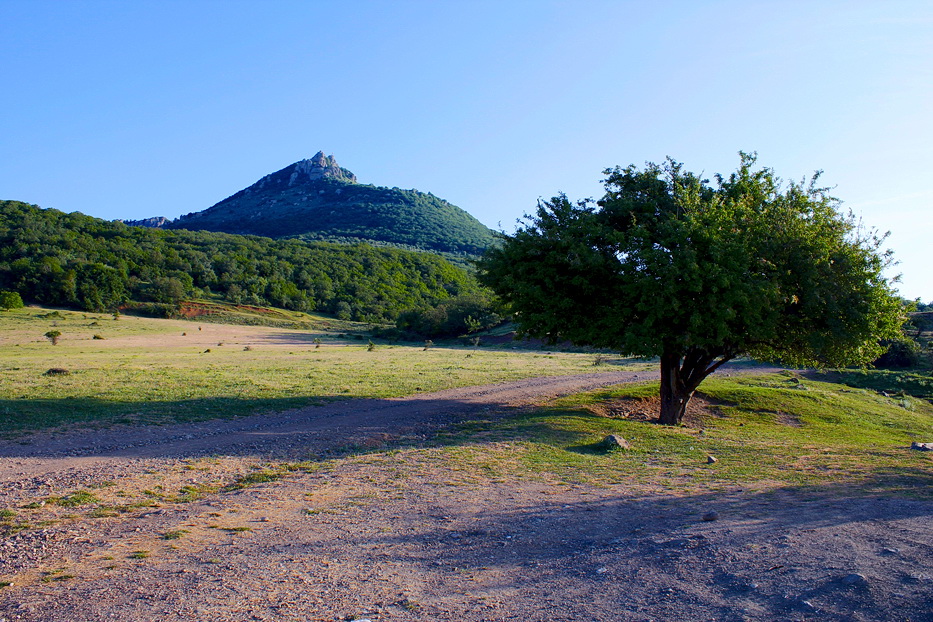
0,200,485,323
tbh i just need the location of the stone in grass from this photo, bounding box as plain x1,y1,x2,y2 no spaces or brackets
702,511,719,522
43,368,70,376
910,442,933,451
707,455,718,464
595,434,630,452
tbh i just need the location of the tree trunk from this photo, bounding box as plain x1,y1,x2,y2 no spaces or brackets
659,352,691,425
657,348,735,425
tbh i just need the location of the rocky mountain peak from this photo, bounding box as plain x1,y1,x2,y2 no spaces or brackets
287,151,357,185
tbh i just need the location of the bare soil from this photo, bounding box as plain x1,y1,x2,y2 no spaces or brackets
0,366,930,622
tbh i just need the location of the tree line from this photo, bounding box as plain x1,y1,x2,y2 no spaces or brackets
0,200,485,322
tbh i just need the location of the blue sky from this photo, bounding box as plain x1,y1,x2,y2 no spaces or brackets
2,1,931,299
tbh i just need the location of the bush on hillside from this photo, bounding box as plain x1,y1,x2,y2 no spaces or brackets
873,337,923,369
0,290,24,310
395,293,501,339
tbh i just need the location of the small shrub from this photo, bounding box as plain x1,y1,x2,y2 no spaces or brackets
128,550,149,559
367,340,376,352
44,330,62,345
874,337,922,369
43,368,70,377
162,530,188,540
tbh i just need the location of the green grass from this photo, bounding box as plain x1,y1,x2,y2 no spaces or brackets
0,306,646,435
221,470,284,492
49,490,99,507
810,369,933,400
416,372,933,495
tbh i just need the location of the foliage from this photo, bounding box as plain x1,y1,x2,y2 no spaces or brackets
44,330,61,345
478,153,903,424
0,200,482,321
873,337,923,369
0,290,23,310
395,292,502,339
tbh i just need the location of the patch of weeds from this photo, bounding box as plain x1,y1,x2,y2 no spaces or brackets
172,483,217,503
88,507,120,518
219,526,252,533
162,530,189,540
0,522,32,537
51,490,99,507
0,509,15,519
401,598,421,611
126,499,160,510
221,470,283,492
40,569,74,583
0,581,12,588
87,480,116,489
128,550,150,559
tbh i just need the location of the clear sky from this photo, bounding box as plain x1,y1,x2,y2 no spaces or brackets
2,1,930,300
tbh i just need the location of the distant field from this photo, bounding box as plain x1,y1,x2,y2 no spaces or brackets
0,306,649,434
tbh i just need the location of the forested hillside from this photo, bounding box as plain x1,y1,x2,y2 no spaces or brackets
159,153,497,256
0,200,483,322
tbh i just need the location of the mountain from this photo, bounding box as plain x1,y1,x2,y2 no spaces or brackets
156,152,496,256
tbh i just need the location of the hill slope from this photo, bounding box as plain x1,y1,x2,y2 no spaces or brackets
157,152,496,256
0,200,482,320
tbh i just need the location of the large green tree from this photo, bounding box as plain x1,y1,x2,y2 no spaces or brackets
478,154,903,425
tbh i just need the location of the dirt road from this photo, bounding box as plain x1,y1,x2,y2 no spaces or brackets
0,369,930,621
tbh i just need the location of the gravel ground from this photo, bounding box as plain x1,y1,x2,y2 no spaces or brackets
1,369,931,622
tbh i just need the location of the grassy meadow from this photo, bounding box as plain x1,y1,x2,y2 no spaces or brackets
1,305,930,498
0,306,647,435
350,371,933,497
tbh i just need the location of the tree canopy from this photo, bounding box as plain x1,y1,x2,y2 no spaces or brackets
478,153,903,424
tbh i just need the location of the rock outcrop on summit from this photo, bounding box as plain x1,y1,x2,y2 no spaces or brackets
146,152,495,256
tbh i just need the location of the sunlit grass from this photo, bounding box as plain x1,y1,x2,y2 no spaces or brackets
0,306,647,434
416,372,933,495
